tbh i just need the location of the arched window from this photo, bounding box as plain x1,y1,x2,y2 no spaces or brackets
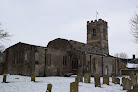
72,55,78,69
92,29,96,36
105,66,108,75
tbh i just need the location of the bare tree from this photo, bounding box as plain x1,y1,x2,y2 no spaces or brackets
114,52,128,59
0,23,10,63
0,23,10,40
130,13,138,42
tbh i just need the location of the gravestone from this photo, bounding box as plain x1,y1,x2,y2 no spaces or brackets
77,73,83,82
136,73,138,84
3,74,7,83
114,78,120,84
121,77,125,86
132,84,138,92
75,77,79,84
94,74,101,87
112,76,115,83
84,73,90,83
103,75,109,85
46,84,52,92
31,72,35,82
123,78,132,90
70,82,78,92
130,75,137,86
129,71,137,86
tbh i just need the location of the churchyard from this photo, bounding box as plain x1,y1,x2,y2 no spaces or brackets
1,73,136,92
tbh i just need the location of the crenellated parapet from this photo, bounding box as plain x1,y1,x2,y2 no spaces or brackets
87,19,107,26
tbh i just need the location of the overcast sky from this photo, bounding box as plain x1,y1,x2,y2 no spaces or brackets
0,0,138,58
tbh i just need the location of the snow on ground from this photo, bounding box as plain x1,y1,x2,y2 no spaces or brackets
0,75,127,92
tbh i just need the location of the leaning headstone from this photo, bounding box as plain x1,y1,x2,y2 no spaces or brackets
103,75,109,85
112,76,115,83
123,78,132,90
94,74,101,87
3,74,7,83
70,82,78,92
75,77,79,84
84,73,90,83
31,72,35,82
114,78,120,84
77,73,83,82
46,84,52,92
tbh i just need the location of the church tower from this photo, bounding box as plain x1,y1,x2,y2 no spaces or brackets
87,19,109,55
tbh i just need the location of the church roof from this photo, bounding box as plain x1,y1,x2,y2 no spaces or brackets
47,38,103,55
69,40,103,55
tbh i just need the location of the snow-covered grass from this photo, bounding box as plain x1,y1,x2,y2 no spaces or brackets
0,75,127,92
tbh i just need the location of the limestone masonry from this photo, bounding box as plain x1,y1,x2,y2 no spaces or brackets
0,19,127,76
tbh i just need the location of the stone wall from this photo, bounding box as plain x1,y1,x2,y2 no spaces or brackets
87,19,109,55
46,38,72,76
2,42,45,76
121,69,138,75
103,56,115,76
2,39,127,77
34,46,45,76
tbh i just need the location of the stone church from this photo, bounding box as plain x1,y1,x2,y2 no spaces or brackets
0,19,127,76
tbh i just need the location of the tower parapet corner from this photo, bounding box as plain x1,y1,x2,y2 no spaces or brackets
87,19,107,25
87,21,90,25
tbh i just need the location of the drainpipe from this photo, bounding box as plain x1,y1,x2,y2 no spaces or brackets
44,48,47,76
102,56,103,77
115,58,117,77
90,55,91,71
82,52,84,76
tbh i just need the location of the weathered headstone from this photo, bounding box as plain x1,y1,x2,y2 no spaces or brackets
77,73,83,82
84,73,90,83
31,72,35,82
123,78,132,90
121,77,125,86
130,75,137,86
3,74,7,83
112,76,115,83
103,75,109,85
75,77,79,84
46,84,52,92
94,74,101,87
70,82,78,92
